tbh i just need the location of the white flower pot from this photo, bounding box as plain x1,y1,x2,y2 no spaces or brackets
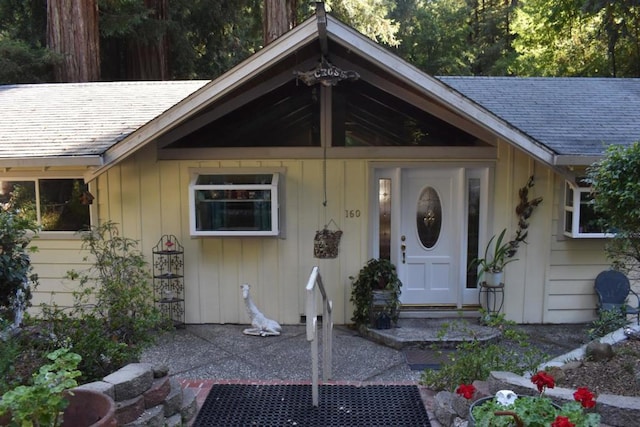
484,271,504,287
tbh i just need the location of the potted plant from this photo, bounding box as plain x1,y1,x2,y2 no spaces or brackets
350,258,402,328
0,347,116,427
458,371,600,427
470,176,544,288
471,228,517,287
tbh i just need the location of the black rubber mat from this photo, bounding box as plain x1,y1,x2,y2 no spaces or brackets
193,384,431,426
403,349,453,371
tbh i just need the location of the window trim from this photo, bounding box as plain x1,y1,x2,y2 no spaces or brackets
563,180,611,239
0,176,93,234
188,168,284,237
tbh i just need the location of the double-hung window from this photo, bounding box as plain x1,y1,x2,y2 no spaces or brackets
0,178,91,232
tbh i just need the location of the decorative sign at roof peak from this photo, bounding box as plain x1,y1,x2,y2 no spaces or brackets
294,57,359,87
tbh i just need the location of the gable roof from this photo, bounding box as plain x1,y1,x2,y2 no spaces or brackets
440,76,640,163
0,80,207,167
0,12,639,177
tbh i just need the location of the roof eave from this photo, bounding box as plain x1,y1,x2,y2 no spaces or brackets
84,16,320,182
554,155,602,166
0,156,103,169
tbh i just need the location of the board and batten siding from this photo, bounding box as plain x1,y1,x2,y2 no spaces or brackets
492,142,606,324
90,146,369,325
492,143,555,324
25,143,611,325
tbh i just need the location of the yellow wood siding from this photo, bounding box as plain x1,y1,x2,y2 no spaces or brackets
88,154,375,324
546,175,608,323
489,141,605,324
24,143,608,325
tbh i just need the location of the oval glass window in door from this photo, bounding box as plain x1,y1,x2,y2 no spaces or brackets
416,186,442,248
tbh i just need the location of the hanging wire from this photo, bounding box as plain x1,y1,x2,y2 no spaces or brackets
322,142,327,207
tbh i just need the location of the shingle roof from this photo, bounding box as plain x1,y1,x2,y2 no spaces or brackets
2,75,639,167
0,80,208,158
439,76,640,156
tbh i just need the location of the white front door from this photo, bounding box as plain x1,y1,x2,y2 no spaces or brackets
398,168,463,306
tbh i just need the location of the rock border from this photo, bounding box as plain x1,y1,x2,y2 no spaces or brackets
76,363,197,426
432,324,640,427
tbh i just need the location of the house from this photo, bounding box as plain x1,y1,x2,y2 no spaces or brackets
2,9,640,326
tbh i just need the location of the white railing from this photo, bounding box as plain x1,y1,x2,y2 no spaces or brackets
305,266,333,407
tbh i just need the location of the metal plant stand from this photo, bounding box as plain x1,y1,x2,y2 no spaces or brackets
479,282,504,316
153,235,185,328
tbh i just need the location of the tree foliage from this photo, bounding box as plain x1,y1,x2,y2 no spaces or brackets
392,0,473,75
1,0,639,83
0,209,39,328
326,0,400,46
587,142,640,278
512,0,640,76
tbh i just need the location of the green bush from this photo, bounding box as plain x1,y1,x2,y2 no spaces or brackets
587,308,629,340
40,309,137,383
0,321,20,394
38,221,169,382
66,221,166,345
0,209,39,327
0,348,81,427
420,312,548,391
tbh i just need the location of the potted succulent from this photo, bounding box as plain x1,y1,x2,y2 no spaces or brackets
458,371,600,427
349,258,402,328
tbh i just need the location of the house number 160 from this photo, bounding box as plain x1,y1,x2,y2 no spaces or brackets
345,210,361,218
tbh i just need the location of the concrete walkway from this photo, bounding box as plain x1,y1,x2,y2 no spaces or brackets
139,319,588,426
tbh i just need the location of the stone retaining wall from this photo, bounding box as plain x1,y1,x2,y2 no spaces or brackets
75,363,197,426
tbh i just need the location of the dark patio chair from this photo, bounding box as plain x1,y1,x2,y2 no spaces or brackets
594,270,640,325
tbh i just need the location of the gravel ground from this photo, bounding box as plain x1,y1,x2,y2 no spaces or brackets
554,338,640,397
512,324,640,398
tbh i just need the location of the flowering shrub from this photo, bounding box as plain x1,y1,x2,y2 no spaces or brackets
458,371,601,427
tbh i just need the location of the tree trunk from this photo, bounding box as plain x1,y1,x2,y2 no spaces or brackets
263,0,296,45
125,0,169,80
47,0,100,82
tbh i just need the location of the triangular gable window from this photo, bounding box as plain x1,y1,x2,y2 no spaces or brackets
169,80,321,148
167,78,479,149
332,80,478,147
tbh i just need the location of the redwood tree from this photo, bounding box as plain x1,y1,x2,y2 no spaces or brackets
125,0,169,80
263,0,297,45
47,0,100,82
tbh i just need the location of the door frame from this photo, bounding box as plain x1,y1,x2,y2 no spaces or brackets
370,163,492,309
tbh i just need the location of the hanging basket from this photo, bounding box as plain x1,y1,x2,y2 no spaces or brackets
313,219,342,259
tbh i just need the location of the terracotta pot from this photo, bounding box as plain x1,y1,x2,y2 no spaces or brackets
61,389,116,427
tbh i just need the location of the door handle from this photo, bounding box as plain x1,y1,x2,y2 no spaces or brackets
401,239,406,264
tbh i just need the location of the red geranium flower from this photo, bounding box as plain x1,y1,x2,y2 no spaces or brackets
574,387,596,409
531,371,555,393
551,415,575,427
455,383,476,400
165,241,174,248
